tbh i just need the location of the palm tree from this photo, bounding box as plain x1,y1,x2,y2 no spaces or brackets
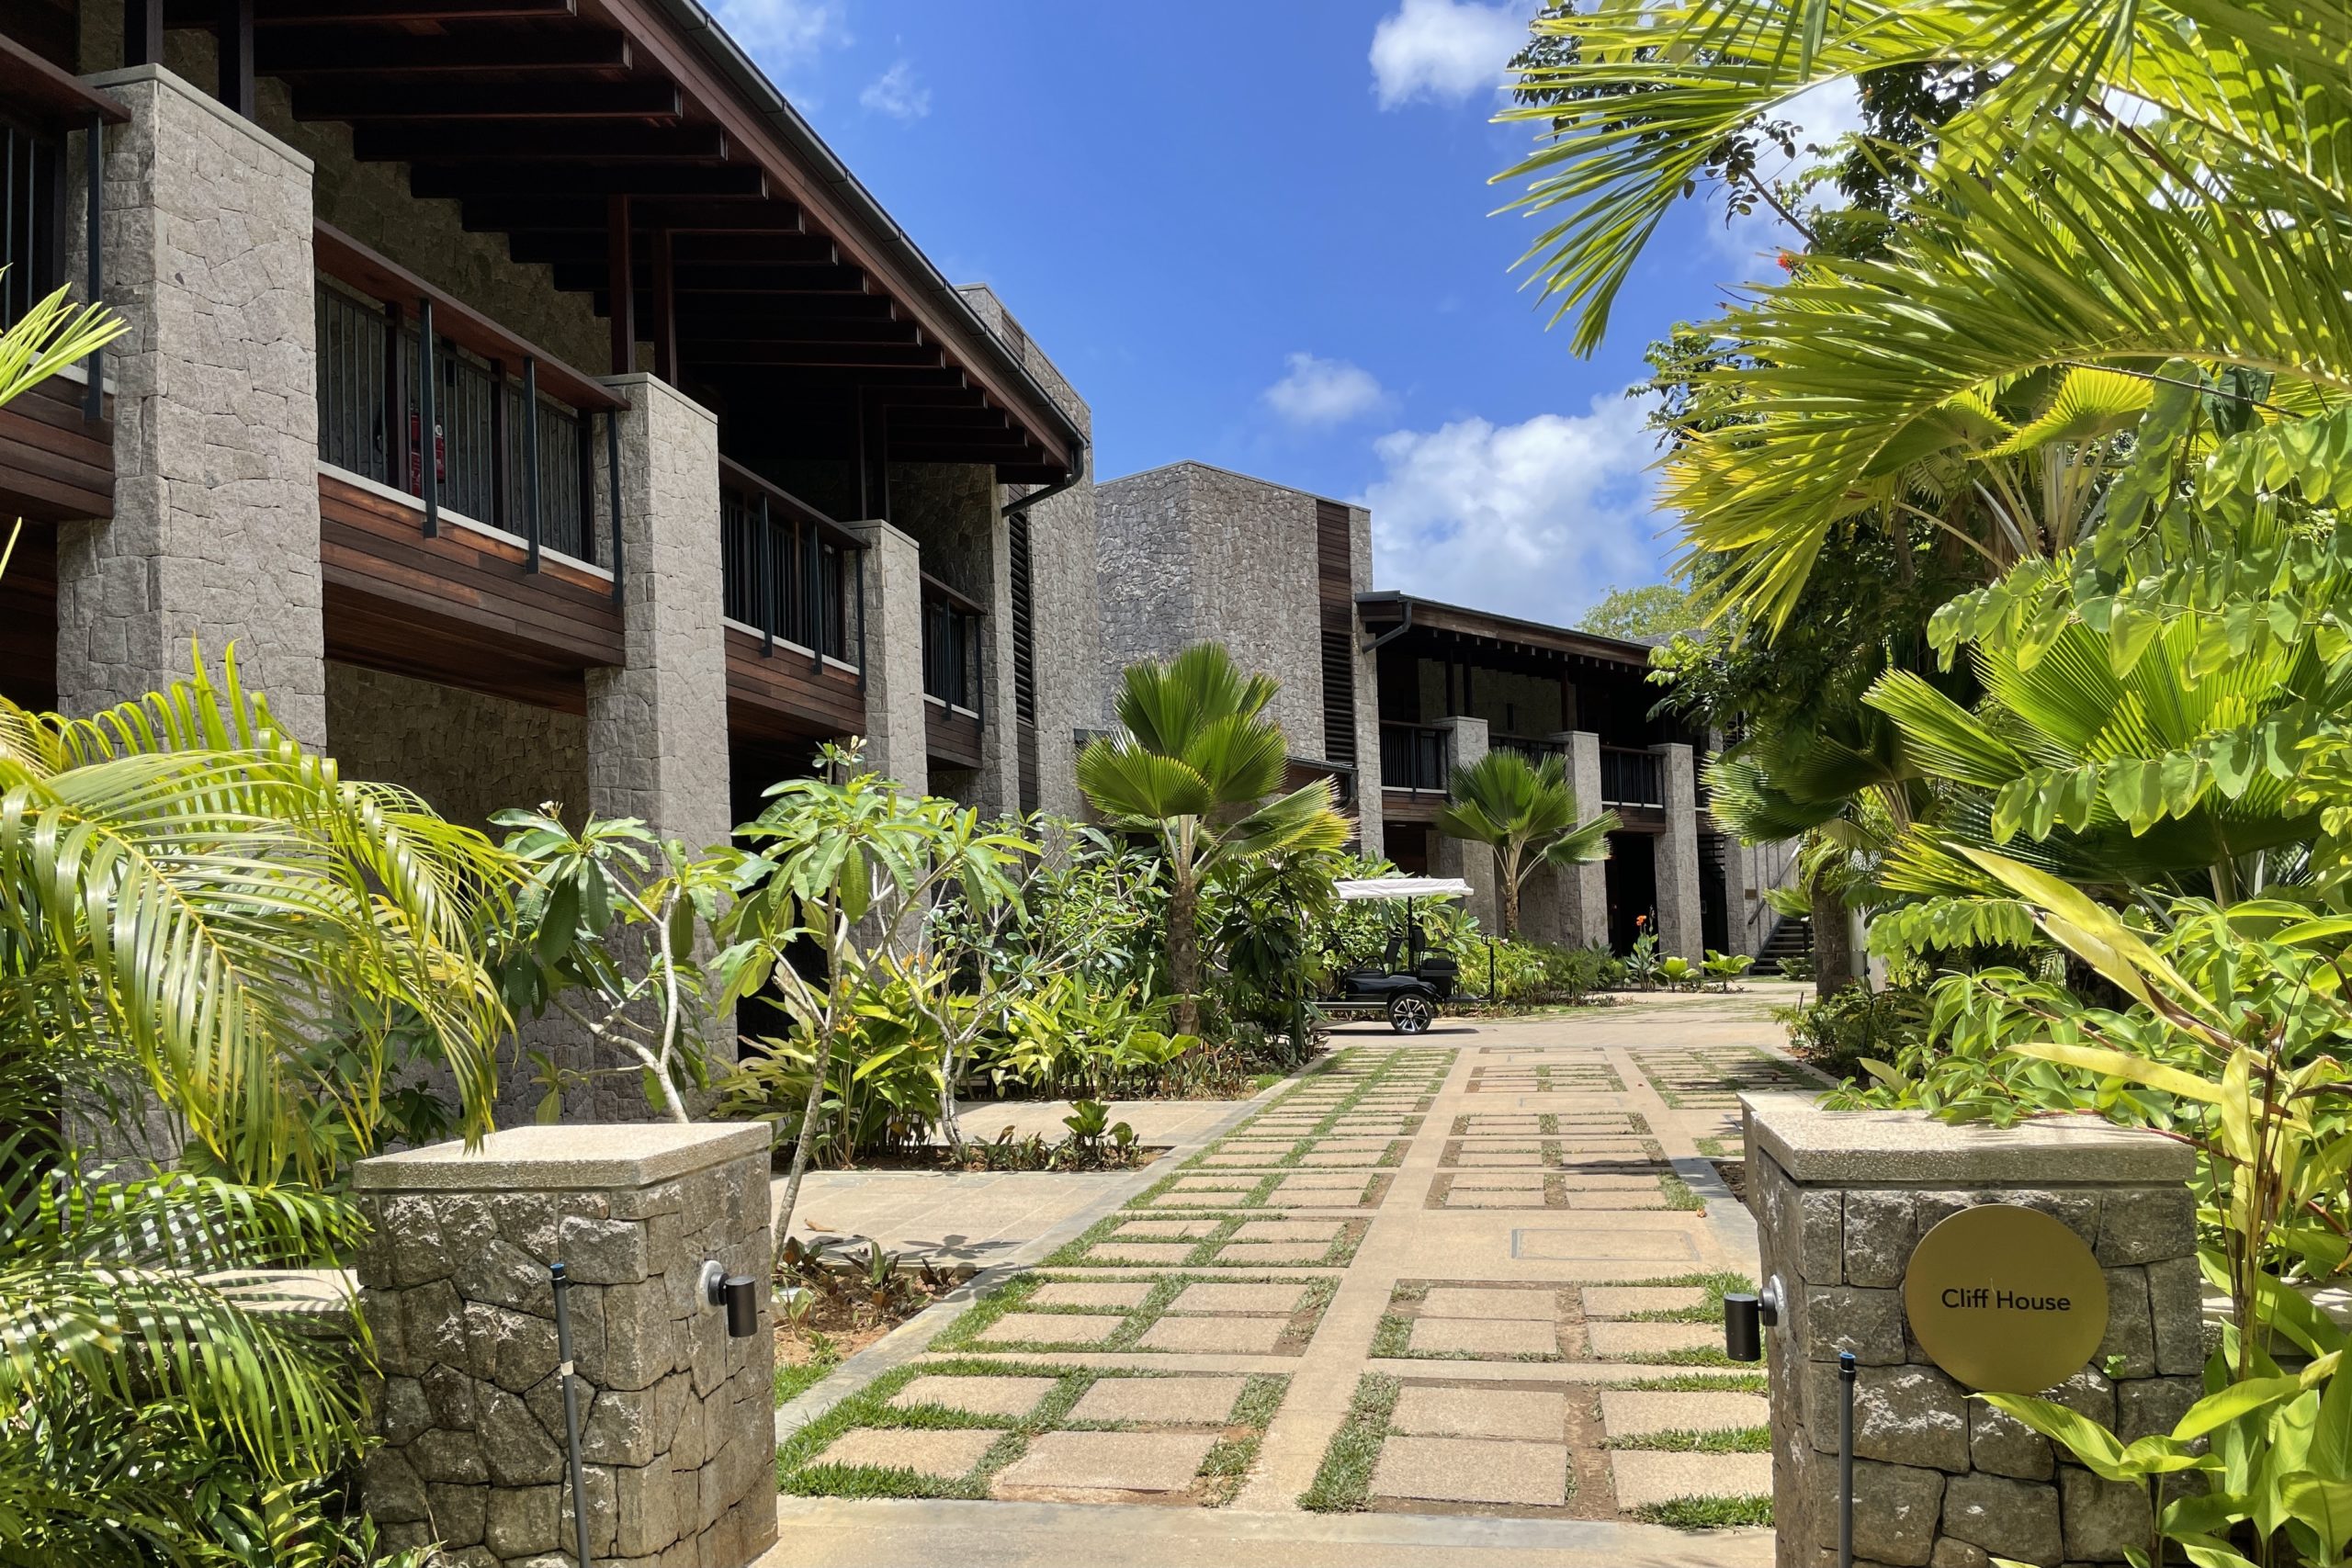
1433,750,1617,940
1077,645,1351,1034
1496,0,2352,629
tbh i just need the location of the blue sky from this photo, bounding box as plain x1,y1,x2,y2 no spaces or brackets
710,0,1826,623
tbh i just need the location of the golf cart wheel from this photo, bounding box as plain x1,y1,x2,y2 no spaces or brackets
1387,992,1435,1034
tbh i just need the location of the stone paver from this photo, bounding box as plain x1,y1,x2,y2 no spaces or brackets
1598,1390,1769,1438
1608,1450,1774,1508
976,1312,1125,1346
997,1430,1220,1493
1585,1321,1721,1358
815,1427,999,1479
1138,1315,1291,1353
1393,1386,1569,1441
1419,1287,1560,1320
890,1376,1061,1417
1069,1376,1250,1426
1170,1282,1307,1314
1373,1436,1569,1506
1408,1317,1560,1358
1031,1281,1154,1309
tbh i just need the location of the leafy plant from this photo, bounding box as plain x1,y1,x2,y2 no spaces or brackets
1702,950,1754,991
1433,749,1617,939
1078,645,1351,1034
1658,955,1699,990
1624,927,1664,990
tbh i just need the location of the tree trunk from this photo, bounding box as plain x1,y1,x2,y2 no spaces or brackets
1167,874,1202,1036
1810,874,1859,995
773,972,847,1248
1498,845,1521,940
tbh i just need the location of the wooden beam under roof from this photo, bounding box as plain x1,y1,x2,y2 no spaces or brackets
413,163,763,199
356,123,728,164
682,342,945,369
507,231,836,266
249,0,576,20
459,197,806,234
292,78,681,120
255,27,630,74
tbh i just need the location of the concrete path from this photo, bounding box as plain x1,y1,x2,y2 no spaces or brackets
762,991,1821,1566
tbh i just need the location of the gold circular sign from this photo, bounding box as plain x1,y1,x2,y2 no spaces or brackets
1903,1204,2109,1393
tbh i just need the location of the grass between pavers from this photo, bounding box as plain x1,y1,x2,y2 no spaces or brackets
1603,1426,1770,1453
774,1350,842,1405
1634,1495,1774,1529
1613,1371,1768,1393
1694,1136,1729,1158
1044,1206,1369,1269
929,1269,1340,1355
1659,1175,1706,1213
1610,1271,1753,1323
775,1356,1293,1506
1297,1372,1402,1511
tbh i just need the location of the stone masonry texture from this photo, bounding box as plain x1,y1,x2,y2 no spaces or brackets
60,67,326,747
353,1126,777,1568
1655,741,1705,963
844,518,929,797
890,460,1017,815
1747,1107,2202,1568
1096,462,1330,760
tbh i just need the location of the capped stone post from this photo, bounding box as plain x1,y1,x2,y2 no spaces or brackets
353,1123,776,1568
1742,1093,2202,1568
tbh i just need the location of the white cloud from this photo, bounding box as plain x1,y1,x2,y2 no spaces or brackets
1263,353,1387,426
1370,0,1527,109
859,60,932,120
1361,394,1664,623
710,0,846,66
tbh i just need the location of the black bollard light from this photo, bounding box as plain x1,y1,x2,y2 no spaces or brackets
1724,1292,1762,1361
1838,1349,1858,1568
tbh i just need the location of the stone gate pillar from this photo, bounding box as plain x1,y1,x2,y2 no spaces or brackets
1430,715,1498,934
1742,1094,2202,1568
842,517,928,796
354,1123,777,1568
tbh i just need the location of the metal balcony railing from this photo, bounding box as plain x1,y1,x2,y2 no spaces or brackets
719,457,859,666
922,574,984,716
1380,722,1448,792
1492,734,1566,768
1600,745,1664,808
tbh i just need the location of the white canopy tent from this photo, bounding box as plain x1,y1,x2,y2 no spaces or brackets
1334,876,1473,902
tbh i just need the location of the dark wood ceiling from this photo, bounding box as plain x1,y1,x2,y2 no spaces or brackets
132,0,1078,484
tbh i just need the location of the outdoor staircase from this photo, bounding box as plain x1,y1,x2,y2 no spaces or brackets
1756,913,1814,975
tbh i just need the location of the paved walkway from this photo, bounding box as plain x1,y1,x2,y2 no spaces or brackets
762,990,1823,1566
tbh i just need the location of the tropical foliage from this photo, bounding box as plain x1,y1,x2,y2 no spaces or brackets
1078,644,1351,1033
1433,750,1617,940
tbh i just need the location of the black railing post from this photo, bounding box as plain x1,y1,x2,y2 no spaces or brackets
804,519,820,671
605,408,623,602
521,355,541,569
757,493,775,658
83,111,102,422
488,355,509,535
416,295,437,536
853,547,865,689
970,611,984,728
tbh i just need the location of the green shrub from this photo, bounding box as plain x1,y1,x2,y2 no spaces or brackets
720,970,948,1162
1774,985,1927,1085
1445,934,1621,1002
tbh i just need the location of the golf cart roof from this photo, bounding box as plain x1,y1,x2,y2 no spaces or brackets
1334,876,1474,902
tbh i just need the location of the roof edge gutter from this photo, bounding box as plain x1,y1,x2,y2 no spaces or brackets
1001,439,1087,517
644,0,1088,459
1362,596,1413,653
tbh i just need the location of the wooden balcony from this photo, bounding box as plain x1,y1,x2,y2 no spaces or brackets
719,457,864,745
922,572,984,770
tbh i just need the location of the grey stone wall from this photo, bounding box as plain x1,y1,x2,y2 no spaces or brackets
59,66,326,746
1014,462,1100,819
1655,741,1704,962
1344,502,1383,860
354,1124,777,1568
889,460,1016,815
1747,1098,2202,1568
325,663,588,833
585,375,728,848
844,518,929,796
1429,716,1499,934
1096,462,1328,760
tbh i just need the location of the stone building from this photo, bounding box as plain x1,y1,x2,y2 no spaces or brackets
0,3,1092,1121
1095,463,1793,962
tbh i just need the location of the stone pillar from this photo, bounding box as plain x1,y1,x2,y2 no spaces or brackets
58,65,324,744
1563,731,1610,948
353,1124,778,1568
1654,740,1704,962
586,375,728,848
1430,716,1498,934
1743,1094,2203,1568
842,518,928,796
1346,504,1385,862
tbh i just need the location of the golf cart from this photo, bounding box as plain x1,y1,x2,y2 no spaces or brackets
1317,875,1467,1034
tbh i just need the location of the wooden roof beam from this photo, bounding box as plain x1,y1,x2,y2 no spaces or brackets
255,27,628,74
414,164,765,199
356,123,728,164
506,231,836,265
293,78,681,120
683,343,947,369
460,197,806,234
251,0,576,20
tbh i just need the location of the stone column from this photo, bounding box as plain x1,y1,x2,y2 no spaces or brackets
585,375,728,847
1345,504,1385,861
1429,716,1498,934
1654,740,1704,961
354,1124,778,1568
1743,1094,2203,1568
58,65,325,745
842,518,928,797
1562,731,1610,948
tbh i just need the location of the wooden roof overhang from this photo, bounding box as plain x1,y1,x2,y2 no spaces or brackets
150,0,1083,486
1355,592,1662,681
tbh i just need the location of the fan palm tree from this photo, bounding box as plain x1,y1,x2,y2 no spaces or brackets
1433,750,1617,940
1077,645,1351,1033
